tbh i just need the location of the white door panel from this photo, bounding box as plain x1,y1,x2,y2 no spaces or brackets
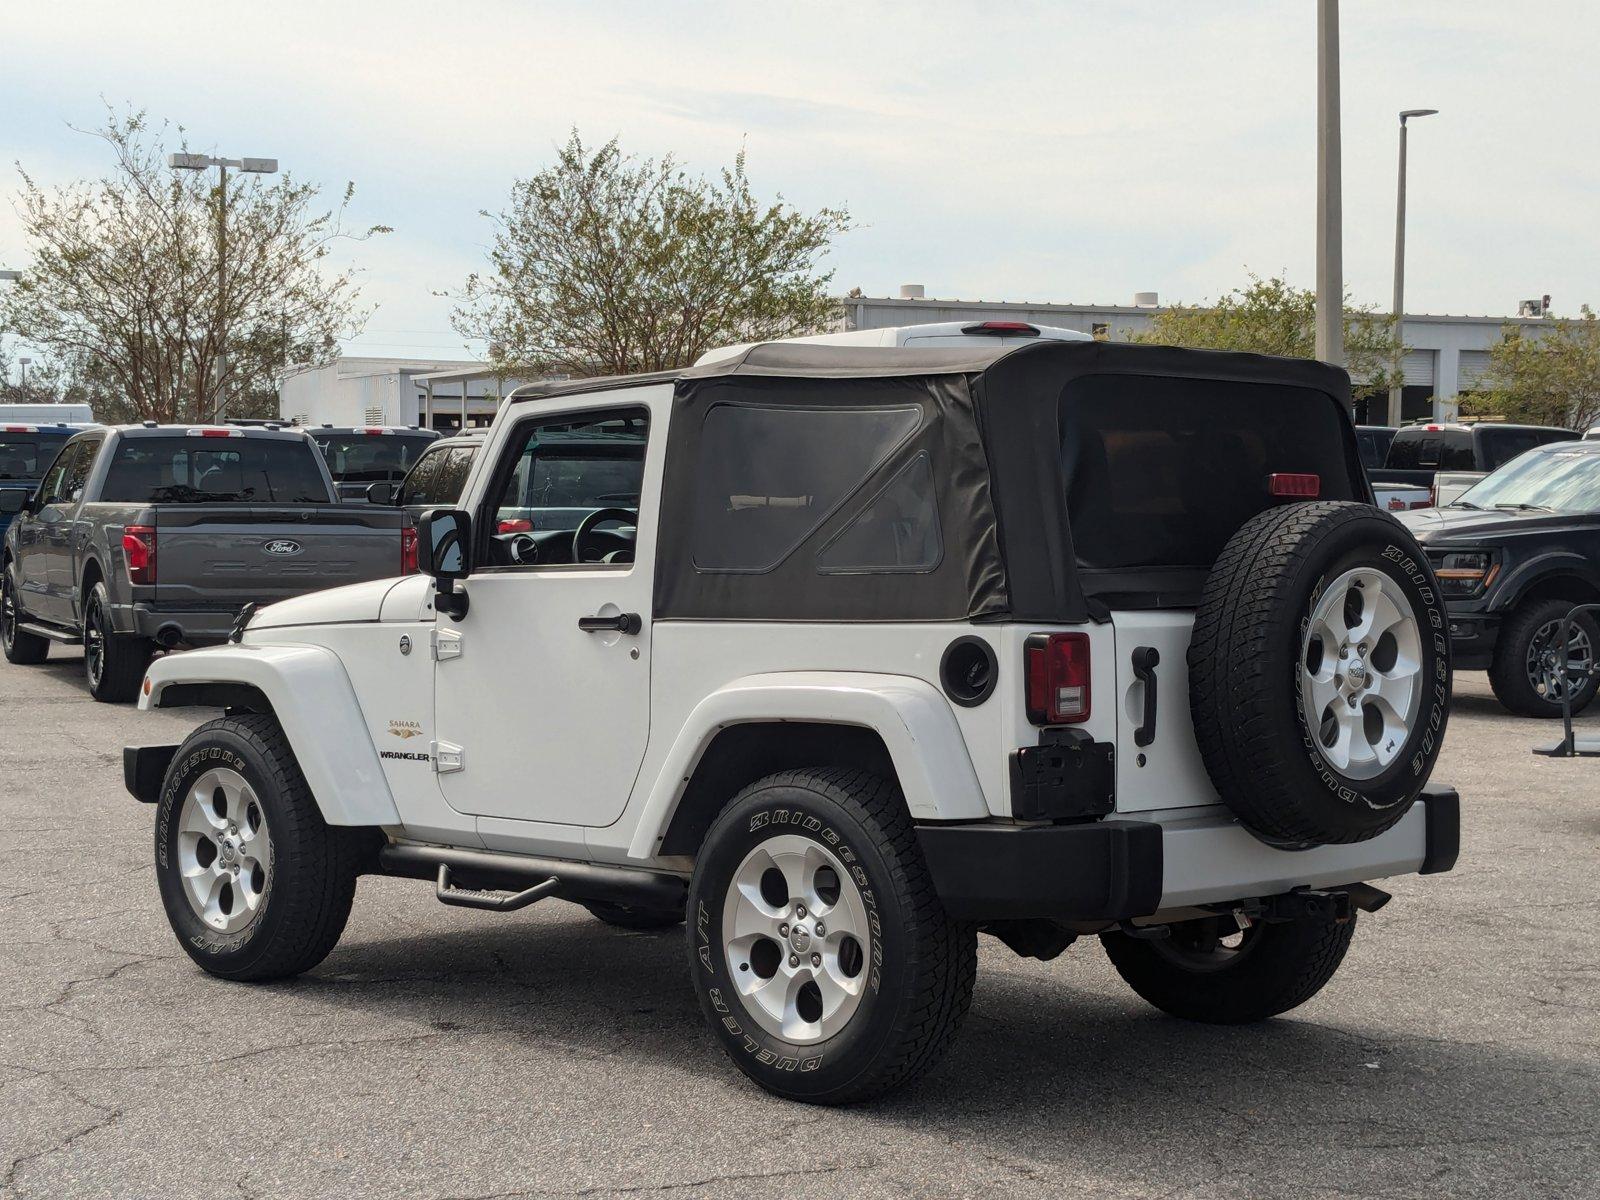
434,570,652,828
1111,610,1221,813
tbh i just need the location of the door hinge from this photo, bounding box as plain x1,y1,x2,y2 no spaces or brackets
432,628,464,661
432,741,465,773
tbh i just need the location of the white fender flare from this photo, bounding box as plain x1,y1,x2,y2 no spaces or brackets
139,643,400,827
627,671,987,861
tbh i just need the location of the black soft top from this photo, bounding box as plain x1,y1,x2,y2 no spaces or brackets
516,341,1363,623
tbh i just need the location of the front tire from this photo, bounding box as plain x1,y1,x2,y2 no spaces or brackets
1,564,49,665
686,768,976,1104
83,582,151,702
1488,598,1600,718
1102,912,1357,1024
155,713,361,981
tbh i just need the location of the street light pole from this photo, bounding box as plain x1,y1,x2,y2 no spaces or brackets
167,153,278,421
1315,0,1344,366
1389,109,1438,426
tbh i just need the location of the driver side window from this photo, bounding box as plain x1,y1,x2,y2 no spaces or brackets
485,407,649,570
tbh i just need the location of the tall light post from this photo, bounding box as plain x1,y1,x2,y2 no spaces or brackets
1315,0,1344,366
167,153,278,419
1388,109,1438,426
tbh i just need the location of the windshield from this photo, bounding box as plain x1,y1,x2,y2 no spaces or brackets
311,432,435,482
1454,445,1600,513
102,437,331,503
0,434,69,480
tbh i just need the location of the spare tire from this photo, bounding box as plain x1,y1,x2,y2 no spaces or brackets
1189,501,1450,847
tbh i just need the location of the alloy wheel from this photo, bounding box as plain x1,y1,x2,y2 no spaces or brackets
176,767,272,934
721,834,871,1044
1526,619,1594,704
84,599,105,688
1299,568,1424,780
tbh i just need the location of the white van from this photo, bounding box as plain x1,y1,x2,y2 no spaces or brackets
0,402,95,425
696,319,1093,365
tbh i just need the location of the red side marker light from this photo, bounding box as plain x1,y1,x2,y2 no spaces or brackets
1268,473,1320,498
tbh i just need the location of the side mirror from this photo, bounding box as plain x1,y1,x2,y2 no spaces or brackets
417,508,473,619
365,480,398,506
0,488,30,516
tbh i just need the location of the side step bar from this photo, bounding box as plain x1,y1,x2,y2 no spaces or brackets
435,864,560,912
19,622,81,645
379,842,686,913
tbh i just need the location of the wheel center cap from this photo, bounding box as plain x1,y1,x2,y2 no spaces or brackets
219,839,236,861
1347,660,1367,687
788,924,812,955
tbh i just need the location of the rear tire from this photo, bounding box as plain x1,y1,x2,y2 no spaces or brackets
1488,598,1600,718
83,581,151,703
582,899,683,931
1102,912,1357,1024
155,713,361,981
1,565,49,665
686,768,976,1104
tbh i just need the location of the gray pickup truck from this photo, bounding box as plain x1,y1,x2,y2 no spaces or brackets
1,424,403,701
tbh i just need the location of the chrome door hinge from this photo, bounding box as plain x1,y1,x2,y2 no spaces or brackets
432,628,464,661
431,741,465,773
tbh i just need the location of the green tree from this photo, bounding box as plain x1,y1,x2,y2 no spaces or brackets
1129,274,1405,406
452,132,852,377
1459,307,1600,431
0,107,387,423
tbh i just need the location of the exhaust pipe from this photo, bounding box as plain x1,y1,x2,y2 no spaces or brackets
155,624,183,649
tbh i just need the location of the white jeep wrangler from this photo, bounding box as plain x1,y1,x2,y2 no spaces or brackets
126,337,1459,1104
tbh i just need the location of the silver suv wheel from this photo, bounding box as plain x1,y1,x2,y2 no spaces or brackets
177,767,271,934
721,833,870,1044
1299,567,1424,780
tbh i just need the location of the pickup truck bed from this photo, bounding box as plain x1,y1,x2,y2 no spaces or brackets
2,425,403,653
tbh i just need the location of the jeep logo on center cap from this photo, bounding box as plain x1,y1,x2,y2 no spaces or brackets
262,539,303,556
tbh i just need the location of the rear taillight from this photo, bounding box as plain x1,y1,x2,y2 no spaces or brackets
497,518,533,534
1428,484,1438,507
123,525,156,585
400,525,419,575
1024,632,1091,725
1268,473,1320,498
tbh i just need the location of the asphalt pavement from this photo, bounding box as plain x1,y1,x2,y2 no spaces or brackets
1,649,1596,1198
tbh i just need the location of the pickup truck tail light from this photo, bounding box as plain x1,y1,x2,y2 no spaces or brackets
123,525,156,585
1024,632,1091,724
400,525,419,575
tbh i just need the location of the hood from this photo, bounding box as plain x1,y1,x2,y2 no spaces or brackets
1400,505,1600,546
248,576,409,631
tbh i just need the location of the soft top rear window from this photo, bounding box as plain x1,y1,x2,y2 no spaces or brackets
1060,375,1356,571
102,437,330,503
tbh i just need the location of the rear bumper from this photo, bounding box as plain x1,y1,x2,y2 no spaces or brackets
116,602,240,645
917,786,1460,922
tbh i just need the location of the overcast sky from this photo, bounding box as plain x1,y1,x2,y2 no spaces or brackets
4,1,1597,361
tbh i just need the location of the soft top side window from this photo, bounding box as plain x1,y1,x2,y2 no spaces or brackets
691,404,922,573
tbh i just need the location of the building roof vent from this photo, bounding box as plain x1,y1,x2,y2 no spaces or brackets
1133,291,1160,308
898,283,926,300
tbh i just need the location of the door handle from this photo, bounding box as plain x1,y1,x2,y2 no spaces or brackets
1132,646,1160,747
578,612,641,635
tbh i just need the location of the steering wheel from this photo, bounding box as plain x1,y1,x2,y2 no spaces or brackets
572,507,638,563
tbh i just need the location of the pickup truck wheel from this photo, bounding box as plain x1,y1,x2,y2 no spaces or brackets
686,768,977,1105
83,582,151,703
154,713,361,981
1189,501,1450,847
1488,598,1600,718
1,566,49,665
1102,911,1357,1024
581,899,683,930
